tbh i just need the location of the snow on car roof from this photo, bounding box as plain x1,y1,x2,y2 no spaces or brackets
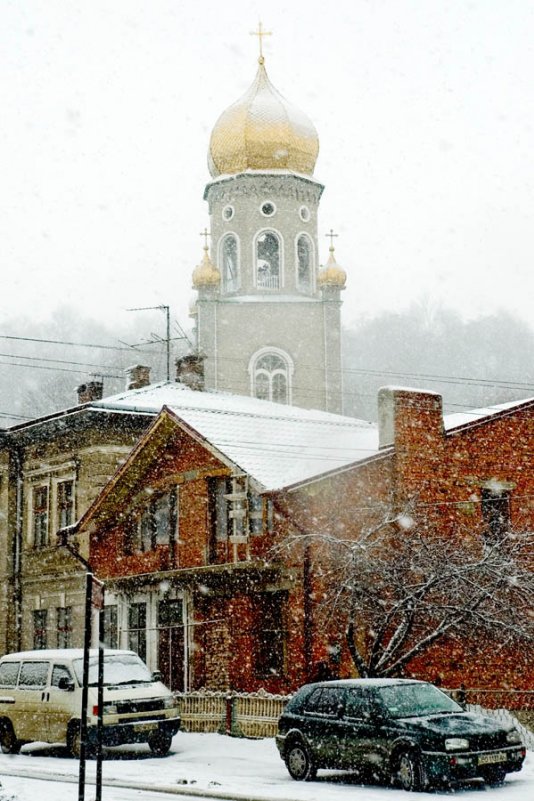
91,381,380,491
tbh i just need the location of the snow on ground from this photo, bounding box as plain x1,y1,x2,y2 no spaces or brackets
0,733,532,801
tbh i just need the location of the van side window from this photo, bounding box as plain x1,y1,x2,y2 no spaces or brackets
51,665,73,687
0,662,20,688
18,661,48,688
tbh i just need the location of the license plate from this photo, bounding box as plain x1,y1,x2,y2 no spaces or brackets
478,752,507,765
134,722,157,733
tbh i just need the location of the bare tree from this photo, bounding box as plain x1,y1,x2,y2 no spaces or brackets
276,508,533,678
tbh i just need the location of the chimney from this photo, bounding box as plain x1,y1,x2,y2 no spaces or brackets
76,380,104,405
378,387,443,450
125,364,151,391
175,353,205,391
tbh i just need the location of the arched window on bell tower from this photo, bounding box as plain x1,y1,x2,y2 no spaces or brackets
255,231,281,289
220,233,239,293
249,348,293,404
297,233,313,292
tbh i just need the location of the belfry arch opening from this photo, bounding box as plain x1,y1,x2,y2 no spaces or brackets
255,231,281,289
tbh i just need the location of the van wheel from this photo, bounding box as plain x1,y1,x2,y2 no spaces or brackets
0,721,21,755
148,730,173,756
68,723,94,759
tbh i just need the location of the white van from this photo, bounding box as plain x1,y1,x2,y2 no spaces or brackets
0,649,180,756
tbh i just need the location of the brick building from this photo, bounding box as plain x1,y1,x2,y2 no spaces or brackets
62,382,532,693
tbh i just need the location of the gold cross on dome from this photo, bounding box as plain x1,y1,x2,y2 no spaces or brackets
199,228,210,249
326,229,339,249
250,22,272,64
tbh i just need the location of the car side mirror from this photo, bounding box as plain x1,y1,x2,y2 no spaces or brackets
152,670,163,682
58,676,75,692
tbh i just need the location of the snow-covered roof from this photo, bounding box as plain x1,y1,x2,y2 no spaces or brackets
444,396,534,431
91,382,379,491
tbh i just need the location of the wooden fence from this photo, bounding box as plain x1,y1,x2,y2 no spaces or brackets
174,688,534,742
174,690,289,738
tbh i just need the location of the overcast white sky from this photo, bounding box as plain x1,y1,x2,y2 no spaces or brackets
1,0,533,335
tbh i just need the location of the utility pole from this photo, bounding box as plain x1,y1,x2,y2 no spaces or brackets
127,304,171,381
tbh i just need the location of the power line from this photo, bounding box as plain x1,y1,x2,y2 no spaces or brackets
0,360,122,379
0,334,139,352
0,351,122,371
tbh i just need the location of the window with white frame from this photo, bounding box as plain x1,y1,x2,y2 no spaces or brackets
256,231,281,289
297,234,313,292
251,351,291,404
221,234,238,293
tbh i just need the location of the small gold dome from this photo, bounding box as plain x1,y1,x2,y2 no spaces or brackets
318,246,347,288
192,246,220,288
208,60,319,177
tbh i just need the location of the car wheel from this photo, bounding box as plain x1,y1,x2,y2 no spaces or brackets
148,730,173,756
396,750,424,792
0,722,21,755
482,767,506,787
285,740,316,781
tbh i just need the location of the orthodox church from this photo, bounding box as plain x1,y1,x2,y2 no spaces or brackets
190,38,346,414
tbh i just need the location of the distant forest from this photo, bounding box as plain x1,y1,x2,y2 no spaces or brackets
0,303,532,428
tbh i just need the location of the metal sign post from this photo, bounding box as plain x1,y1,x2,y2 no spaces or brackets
78,573,105,801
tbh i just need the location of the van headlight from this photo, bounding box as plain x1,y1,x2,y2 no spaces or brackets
507,730,522,744
445,738,469,751
102,703,118,715
163,696,177,709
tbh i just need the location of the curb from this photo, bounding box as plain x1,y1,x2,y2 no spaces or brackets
0,767,302,801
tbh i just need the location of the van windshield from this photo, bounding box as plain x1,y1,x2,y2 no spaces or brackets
72,653,153,687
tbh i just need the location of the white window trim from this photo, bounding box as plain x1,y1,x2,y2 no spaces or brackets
218,231,241,294
295,231,316,293
253,228,284,290
248,347,294,405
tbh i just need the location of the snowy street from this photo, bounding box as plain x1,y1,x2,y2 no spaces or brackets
0,733,532,801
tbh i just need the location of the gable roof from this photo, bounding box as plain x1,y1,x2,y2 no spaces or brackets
91,381,379,491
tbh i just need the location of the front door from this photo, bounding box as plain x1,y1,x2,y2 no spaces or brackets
158,598,185,691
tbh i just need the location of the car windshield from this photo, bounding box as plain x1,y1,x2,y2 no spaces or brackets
72,653,153,687
375,683,462,719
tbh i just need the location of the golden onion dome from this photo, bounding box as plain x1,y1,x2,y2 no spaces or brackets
208,59,319,177
192,245,220,288
318,245,347,288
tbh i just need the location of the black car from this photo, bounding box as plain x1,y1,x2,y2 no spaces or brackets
276,679,526,791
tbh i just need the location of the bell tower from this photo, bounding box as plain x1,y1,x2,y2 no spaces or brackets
191,34,346,413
